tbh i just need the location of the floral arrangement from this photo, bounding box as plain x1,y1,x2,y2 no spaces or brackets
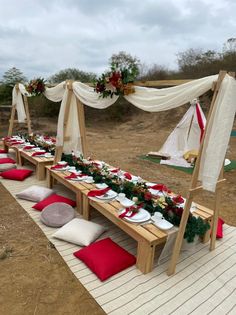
26,78,46,96
62,154,210,242
21,134,56,153
94,63,138,98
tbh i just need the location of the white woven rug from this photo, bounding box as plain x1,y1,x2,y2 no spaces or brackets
1,169,236,315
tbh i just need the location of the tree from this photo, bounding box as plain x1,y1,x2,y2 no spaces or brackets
2,67,27,86
109,51,140,77
48,68,97,83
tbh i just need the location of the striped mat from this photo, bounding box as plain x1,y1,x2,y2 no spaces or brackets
1,171,236,315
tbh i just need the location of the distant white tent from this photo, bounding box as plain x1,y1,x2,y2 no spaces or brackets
159,99,206,167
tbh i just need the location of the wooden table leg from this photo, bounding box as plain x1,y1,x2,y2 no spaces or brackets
18,154,23,166
37,163,45,181
76,192,83,215
136,240,155,274
201,218,212,244
47,169,53,188
82,195,90,220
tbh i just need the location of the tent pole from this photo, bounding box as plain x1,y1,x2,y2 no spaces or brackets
54,80,73,164
167,70,227,276
76,97,88,157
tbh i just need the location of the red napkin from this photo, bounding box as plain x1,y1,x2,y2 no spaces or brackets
110,168,120,173
150,184,168,192
124,172,132,180
23,145,35,150
119,205,142,219
9,141,23,145
32,151,45,157
87,187,110,197
64,173,77,179
51,164,66,170
172,195,184,204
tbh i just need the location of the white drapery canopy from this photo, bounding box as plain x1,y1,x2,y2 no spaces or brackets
12,73,236,192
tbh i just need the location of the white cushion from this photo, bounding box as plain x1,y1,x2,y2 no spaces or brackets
0,163,16,171
40,202,75,227
52,218,106,246
16,185,54,202
0,154,9,158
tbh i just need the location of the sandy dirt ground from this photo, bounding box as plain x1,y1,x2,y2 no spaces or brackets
0,111,235,314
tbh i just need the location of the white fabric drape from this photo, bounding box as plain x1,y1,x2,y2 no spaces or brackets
198,74,236,191
43,82,83,155
12,83,29,123
73,81,119,108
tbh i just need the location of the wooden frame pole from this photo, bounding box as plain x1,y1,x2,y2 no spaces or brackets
54,80,73,164
7,83,32,136
76,97,88,157
167,70,228,276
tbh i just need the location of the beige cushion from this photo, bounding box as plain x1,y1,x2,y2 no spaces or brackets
40,202,75,227
0,163,16,171
52,218,106,246
16,185,54,202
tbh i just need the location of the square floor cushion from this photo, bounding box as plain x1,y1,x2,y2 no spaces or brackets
0,154,9,158
16,185,54,202
0,157,16,164
0,169,33,181
73,237,136,281
52,218,106,246
32,193,76,211
0,149,7,153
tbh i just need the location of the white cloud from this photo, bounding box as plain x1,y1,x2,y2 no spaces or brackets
0,0,235,80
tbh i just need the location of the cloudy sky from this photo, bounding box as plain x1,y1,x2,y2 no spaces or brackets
0,0,235,80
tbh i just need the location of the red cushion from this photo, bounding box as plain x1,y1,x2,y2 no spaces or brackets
216,218,224,238
73,238,136,281
33,194,76,211
0,169,33,181
0,149,7,153
0,158,16,164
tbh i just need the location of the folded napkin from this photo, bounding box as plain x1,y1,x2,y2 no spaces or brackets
64,173,87,179
32,151,45,157
119,205,141,219
87,187,110,197
23,145,35,150
124,172,132,180
110,168,120,173
9,141,24,145
172,195,184,204
150,184,169,192
51,164,66,170
64,173,77,179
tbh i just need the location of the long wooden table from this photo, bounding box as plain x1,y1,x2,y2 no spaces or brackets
46,166,213,274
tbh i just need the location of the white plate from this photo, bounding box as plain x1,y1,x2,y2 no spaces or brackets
96,190,117,200
95,183,108,189
123,209,151,223
145,182,156,187
84,179,95,184
119,198,135,208
148,188,164,196
153,219,173,230
54,166,70,171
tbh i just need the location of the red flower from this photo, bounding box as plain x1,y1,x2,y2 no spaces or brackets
173,195,184,204
144,192,152,201
109,71,121,88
